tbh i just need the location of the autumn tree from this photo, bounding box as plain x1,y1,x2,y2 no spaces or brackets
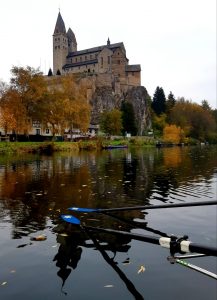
0,66,47,136
100,109,122,135
163,125,184,144
152,113,167,137
169,99,216,141
0,90,18,135
39,75,91,138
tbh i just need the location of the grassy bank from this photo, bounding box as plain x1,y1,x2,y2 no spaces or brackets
0,137,156,154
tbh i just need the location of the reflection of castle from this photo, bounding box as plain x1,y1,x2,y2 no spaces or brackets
53,12,141,92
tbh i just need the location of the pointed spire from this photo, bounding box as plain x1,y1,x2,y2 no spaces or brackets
107,38,110,46
54,12,66,35
67,28,76,43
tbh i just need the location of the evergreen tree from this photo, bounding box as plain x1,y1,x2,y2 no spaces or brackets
201,100,211,111
48,68,53,76
121,101,137,135
151,86,166,115
166,91,176,112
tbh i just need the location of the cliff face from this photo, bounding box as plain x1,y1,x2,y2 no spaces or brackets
124,86,152,135
90,85,152,135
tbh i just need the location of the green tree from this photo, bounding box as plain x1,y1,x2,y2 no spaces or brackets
100,109,122,135
47,68,53,76
121,101,137,135
151,86,166,115
201,100,211,111
166,91,176,113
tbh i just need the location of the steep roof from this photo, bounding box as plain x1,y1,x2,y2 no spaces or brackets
67,42,125,58
67,28,77,43
53,12,66,35
125,65,141,72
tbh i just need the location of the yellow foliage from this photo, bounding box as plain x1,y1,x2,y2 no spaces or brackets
163,124,184,144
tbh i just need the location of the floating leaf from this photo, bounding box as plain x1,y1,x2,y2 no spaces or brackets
30,235,47,241
59,233,68,237
137,265,145,274
10,270,16,273
104,285,114,288
1,282,7,286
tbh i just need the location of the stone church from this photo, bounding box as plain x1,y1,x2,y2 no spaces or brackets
51,12,151,136
53,12,141,94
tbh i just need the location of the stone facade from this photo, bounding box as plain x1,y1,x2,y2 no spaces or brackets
53,12,141,93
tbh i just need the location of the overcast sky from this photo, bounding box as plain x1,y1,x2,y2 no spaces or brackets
0,0,216,108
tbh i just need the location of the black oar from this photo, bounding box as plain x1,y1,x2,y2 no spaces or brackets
61,215,217,257
68,200,217,213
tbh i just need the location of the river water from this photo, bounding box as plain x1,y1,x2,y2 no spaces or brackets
0,146,216,300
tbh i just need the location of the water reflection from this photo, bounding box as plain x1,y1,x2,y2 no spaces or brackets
54,228,144,299
0,146,216,240
0,146,216,299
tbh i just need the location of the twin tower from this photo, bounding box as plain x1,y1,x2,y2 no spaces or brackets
53,12,141,89
53,12,77,75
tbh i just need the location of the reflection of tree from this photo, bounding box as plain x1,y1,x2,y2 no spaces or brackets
0,147,216,239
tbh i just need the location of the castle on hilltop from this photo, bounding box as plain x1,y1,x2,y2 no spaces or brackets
52,12,141,93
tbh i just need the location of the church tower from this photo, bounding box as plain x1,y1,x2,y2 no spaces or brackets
53,12,68,75
67,28,77,52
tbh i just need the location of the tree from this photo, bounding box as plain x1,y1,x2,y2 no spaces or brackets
121,101,137,135
100,109,122,135
39,75,91,138
163,125,184,144
169,99,216,141
201,100,211,111
151,86,166,115
9,66,47,133
48,68,53,76
166,91,176,113
0,89,29,135
152,113,167,136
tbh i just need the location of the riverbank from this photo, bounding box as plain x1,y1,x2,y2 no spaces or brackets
0,137,156,154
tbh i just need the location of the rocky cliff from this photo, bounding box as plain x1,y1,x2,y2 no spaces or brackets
90,86,152,135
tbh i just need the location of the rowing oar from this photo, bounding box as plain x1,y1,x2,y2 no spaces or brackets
68,200,217,213
61,215,217,257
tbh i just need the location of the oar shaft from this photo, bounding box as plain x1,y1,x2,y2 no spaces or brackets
189,243,217,257
85,226,217,257
85,226,160,245
99,200,217,213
